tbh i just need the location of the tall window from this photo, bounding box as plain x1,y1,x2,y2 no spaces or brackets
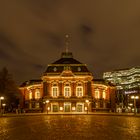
52,86,59,97
64,86,71,97
76,86,83,97
35,103,40,108
35,89,40,99
29,90,32,99
102,90,106,99
95,89,100,99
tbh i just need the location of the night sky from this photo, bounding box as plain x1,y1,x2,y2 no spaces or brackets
0,0,140,84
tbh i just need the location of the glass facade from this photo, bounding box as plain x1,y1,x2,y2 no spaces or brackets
103,67,140,112
103,67,140,92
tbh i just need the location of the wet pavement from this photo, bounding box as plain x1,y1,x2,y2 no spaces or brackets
0,115,140,140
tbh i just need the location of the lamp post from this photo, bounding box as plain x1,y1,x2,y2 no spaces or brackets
2,103,6,114
46,100,49,114
85,100,89,114
0,96,4,114
131,96,139,115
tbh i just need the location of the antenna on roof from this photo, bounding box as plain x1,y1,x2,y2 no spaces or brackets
65,34,70,53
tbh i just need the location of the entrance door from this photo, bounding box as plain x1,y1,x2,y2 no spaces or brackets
77,104,83,112
76,103,84,112
52,105,59,112
64,103,71,112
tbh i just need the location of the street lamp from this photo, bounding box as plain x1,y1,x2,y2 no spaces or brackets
131,96,139,115
85,100,89,114
2,103,6,114
0,96,4,114
46,100,49,114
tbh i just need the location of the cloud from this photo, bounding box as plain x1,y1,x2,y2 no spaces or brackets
0,0,140,84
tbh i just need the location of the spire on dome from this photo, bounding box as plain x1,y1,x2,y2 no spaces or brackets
61,34,73,58
65,34,70,53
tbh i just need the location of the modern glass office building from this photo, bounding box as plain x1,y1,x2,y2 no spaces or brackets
103,67,140,112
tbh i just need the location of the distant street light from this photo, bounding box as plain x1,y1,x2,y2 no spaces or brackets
0,97,4,100
2,103,6,107
85,100,89,114
131,96,139,115
46,100,50,114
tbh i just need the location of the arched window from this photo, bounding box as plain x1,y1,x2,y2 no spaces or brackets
35,89,40,99
52,83,59,97
102,90,106,99
95,89,100,99
64,83,71,97
29,90,32,99
76,86,83,97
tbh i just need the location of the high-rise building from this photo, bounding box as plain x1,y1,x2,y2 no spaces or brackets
103,67,140,112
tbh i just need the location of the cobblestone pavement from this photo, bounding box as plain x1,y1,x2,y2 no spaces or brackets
0,115,140,140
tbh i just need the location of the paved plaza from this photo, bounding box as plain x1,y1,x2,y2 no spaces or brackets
0,115,140,140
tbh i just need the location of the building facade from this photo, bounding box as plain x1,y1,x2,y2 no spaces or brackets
19,51,115,113
92,79,116,112
103,67,140,112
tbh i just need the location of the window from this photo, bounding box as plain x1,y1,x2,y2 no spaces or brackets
64,86,71,97
29,90,32,99
95,89,100,99
35,103,40,108
77,67,81,71
35,89,40,99
102,90,106,99
53,67,57,72
52,87,59,97
51,83,59,97
95,102,100,108
76,86,83,97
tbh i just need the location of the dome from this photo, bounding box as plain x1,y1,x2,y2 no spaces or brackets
44,52,91,75
53,52,82,64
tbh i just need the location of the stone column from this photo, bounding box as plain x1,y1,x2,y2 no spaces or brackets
87,81,92,96
59,82,62,96
43,82,47,96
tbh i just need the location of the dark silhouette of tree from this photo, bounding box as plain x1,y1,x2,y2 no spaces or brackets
0,67,21,112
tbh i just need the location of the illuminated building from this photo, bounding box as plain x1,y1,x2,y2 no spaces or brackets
19,51,115,113
20,80,43,112
103,67,140,112
92,79,116,112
